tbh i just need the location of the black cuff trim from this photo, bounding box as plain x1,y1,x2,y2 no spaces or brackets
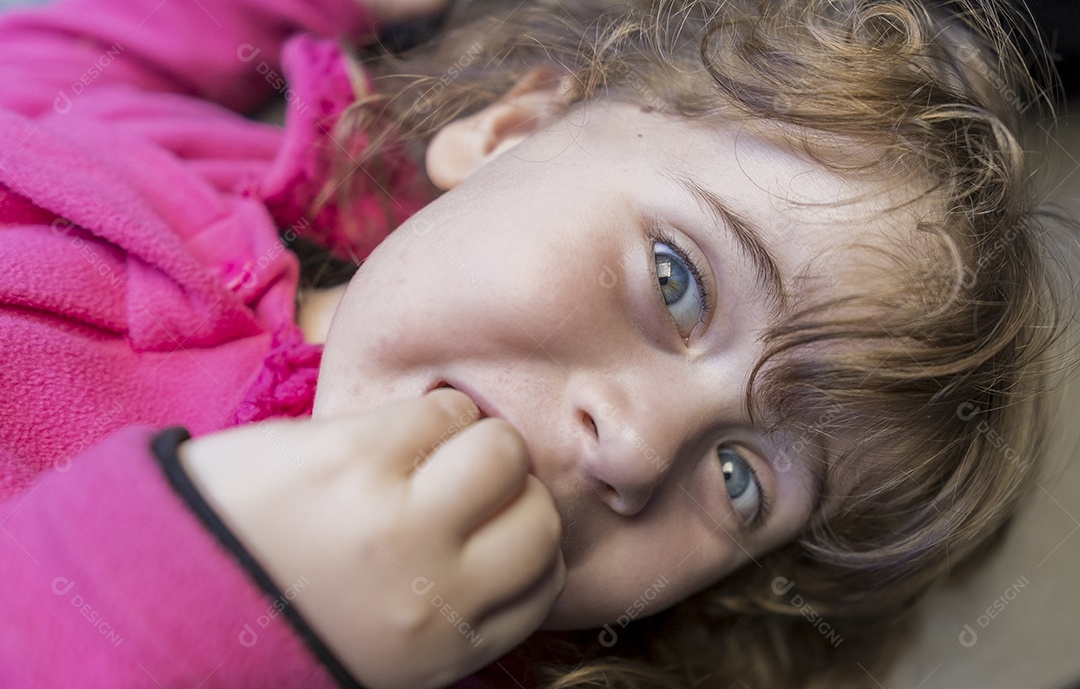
151,427,366,689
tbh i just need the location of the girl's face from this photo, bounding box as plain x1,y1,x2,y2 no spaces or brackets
315,99,915,631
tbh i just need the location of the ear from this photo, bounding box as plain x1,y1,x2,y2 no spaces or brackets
424,68,571,190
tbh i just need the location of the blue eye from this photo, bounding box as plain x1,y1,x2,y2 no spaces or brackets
652,240,707,339
719,447,763,525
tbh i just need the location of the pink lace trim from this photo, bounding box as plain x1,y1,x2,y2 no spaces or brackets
259,35,432,264
230,326,322,425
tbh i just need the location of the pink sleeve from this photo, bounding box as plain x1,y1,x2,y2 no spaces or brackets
0,0,374,117
0,425,360,689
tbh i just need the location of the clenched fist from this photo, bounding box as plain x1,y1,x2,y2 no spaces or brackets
179,388,565,689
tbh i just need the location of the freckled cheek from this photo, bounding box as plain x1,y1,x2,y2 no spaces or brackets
546,555,704,631
440,234,615,340
337,236,543,361
329,201,627,380
318,238,450,380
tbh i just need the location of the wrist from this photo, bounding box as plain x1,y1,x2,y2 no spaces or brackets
161,429,371,689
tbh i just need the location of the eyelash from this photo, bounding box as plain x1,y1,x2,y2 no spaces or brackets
739,449,771,530
641,227,771,529
716,444,771,530
644,225,712,338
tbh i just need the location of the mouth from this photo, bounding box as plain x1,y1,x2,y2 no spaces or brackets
431,379,493,420
429,379,543,480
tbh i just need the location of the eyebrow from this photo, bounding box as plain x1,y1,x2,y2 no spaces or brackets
807,444,829,518
669,174,832,515
670,174,788,317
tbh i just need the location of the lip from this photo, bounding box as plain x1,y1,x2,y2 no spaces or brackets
430,379,495,421
429,379,541,478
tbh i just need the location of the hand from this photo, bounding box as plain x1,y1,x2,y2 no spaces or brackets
179,389,565,689
361,0,452,24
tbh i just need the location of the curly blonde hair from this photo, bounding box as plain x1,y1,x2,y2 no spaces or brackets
321,0,1065,686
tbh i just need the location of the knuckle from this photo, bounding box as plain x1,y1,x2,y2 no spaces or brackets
384,595,438,639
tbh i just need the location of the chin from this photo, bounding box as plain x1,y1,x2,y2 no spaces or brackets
539,593,609,633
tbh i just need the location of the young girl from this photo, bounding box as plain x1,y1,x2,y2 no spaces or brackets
0,0,1063,688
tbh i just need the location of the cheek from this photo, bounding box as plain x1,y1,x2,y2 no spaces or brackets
374,225,600,345
320,221,566,378
543,509,738,631
544,553,704,632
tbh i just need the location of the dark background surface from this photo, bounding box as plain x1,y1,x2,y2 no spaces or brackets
1023,0,1080,96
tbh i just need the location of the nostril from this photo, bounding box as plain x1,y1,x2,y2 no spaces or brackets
581,410,598,439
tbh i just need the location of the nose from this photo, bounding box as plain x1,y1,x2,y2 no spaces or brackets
577,392,676,517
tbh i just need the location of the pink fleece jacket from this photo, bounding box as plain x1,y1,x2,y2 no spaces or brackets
0,0,501,686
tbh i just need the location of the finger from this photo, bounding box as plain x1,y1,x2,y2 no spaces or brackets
471,546,566,652
457,476,563,612
345,387,481,477
410,418,530,536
